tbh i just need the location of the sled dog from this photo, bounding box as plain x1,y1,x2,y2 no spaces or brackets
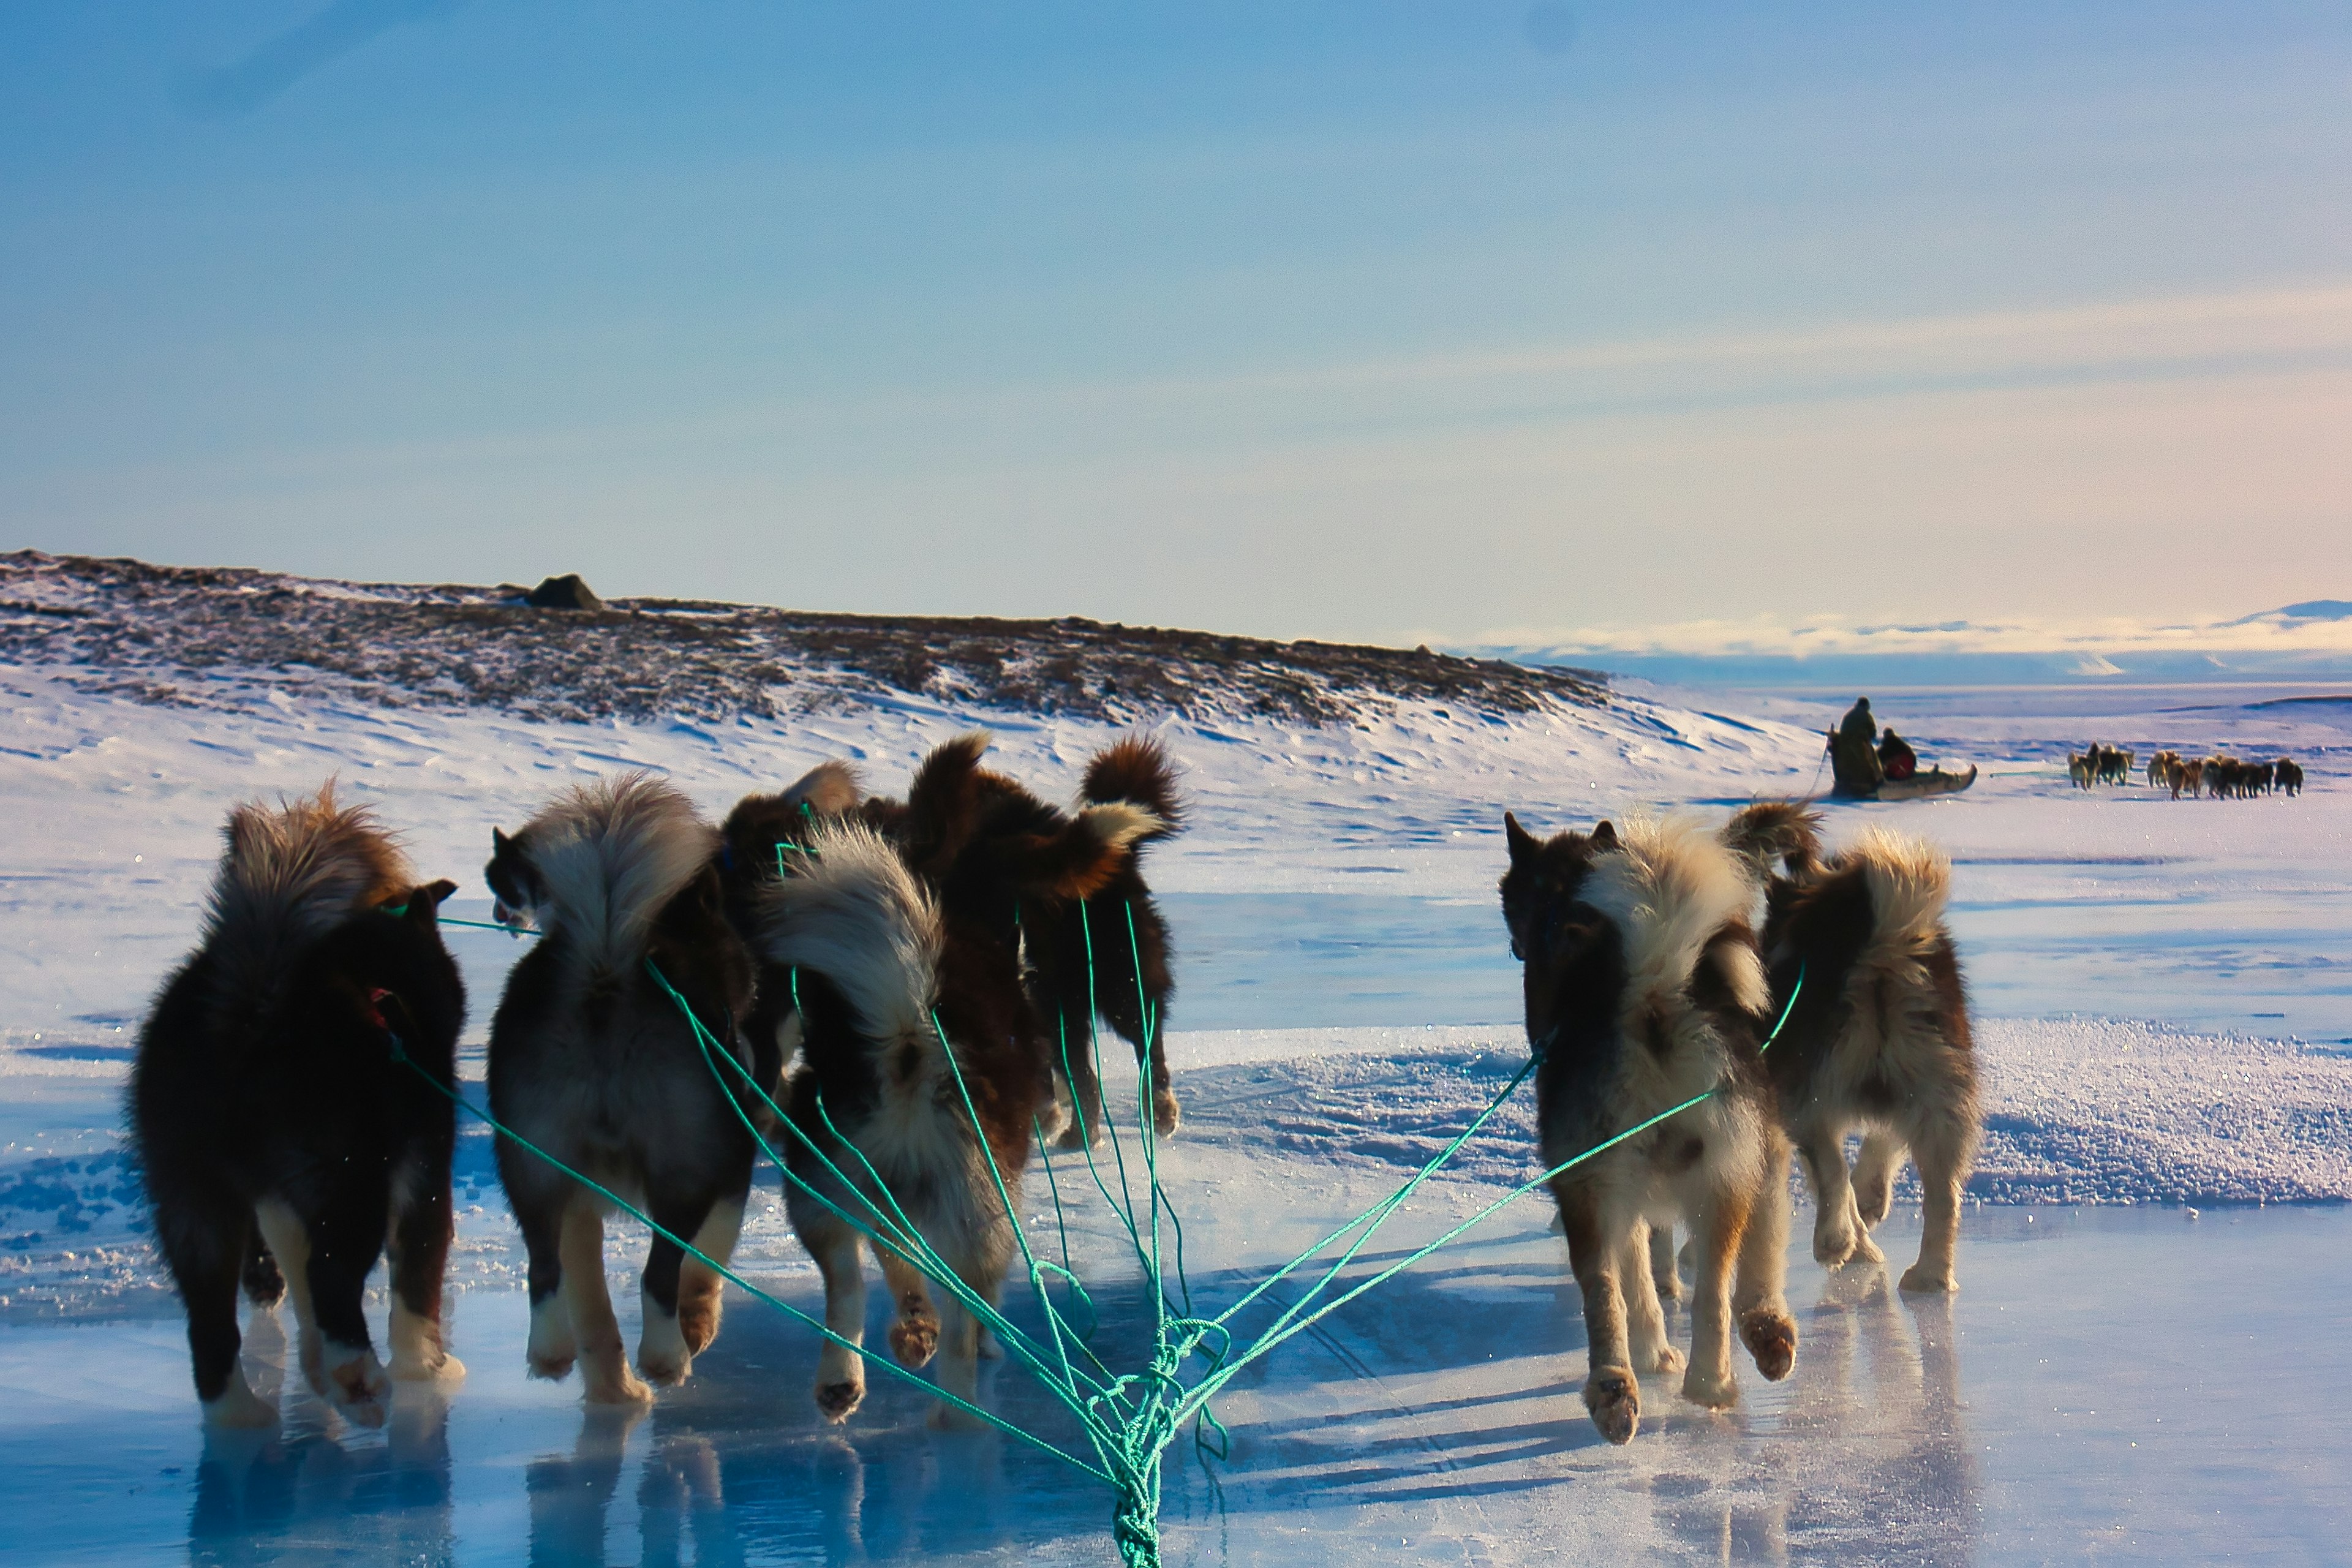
1500,812,1796,1445
130,786,466,1427
484,772,760,1403
1724,804,1981,1294
754,740,1160,1425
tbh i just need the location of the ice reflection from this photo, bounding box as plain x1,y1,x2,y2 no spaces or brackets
187,1315,456,1567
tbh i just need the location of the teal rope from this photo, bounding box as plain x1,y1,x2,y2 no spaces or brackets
378,1027,1106,1477
447,852,1806,1568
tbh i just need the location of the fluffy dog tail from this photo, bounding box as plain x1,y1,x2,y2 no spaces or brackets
524,772,715,981
780,759,864,818
1080,737,1184,848
758,821,941,1046
1585,815,1771,1019
205,783,410,1010
1721,801,1822,880
1847,827,1953,971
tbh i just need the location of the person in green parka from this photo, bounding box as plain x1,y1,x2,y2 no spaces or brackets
1830,696,1883,795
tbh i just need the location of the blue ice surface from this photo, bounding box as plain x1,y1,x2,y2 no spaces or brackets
2,1206,2346,1566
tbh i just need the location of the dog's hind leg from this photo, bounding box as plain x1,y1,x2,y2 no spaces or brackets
874,1238,941,1369
1852,1131,1905,1231
1050,1013,1108,1152
676,1193,745,1358
241,1231,285,1310
1648,1223,1683,1303
1682,1181,1751,1411
1734,1140,1798,1382
1556,1181,1638,1444
806,1212,871,1423
1899,1112,1977,1295
252,1198,332,1408
386,1159,462,1384
1796,1125,1877,1268
925,1262,1006,1433
290,1188,395,1427
160,1197,274,1428
514,1194,577,1382
1622,1222,1682,1378
561,1202,651,1406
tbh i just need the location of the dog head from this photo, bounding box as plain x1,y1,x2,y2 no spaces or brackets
484,826,543,930
1500,812,1628,1053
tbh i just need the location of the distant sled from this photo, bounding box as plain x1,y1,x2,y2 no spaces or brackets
1834,765,1977,802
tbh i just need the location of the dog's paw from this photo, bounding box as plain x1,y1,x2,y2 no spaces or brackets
326,1348,391,1428
1855,1185,1894,1229
1849,1231,1885,1265
1583,1366,1640,1445
1052,1119,1098,1153
526,1301,576,1381
1651,1269,1683,1304
977,1328,1003,1361
679,1292,723,1357
1812,1220,1859,1268
815,1379,865,1424
1741,1308,1798,1381
391,1346,464,1384
583,1366,655,1407
1644,1341,1686,1377
1152,1090,1182,1140
927,1398,990,1433
638,1346,691,1387
202,1376,278,1430
1681,1363,1740,1411
1899,1262,1958,1295
889,1316,940,1368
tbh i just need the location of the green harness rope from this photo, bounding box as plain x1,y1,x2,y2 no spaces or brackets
421,898,1803,1567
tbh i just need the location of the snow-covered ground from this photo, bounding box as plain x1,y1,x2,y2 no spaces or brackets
4,653,2349,1562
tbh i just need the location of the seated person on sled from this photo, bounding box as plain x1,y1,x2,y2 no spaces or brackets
1826,698,1973,797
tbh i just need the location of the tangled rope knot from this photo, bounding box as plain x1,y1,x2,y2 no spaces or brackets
396,895,1803,1566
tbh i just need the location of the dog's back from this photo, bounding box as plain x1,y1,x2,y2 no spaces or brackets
130,787,465,1423
1757,824,1978,1292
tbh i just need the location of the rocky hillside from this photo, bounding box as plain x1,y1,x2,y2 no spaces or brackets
0,551,1605,726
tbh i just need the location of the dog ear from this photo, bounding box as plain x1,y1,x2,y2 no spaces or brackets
1589,819,1619,850
402,880,459,925
1504,811,1540,864
491,826,512,854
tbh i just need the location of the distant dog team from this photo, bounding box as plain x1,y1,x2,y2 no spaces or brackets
2078,745,2305,799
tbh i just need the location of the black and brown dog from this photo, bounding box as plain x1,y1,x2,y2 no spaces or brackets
1724,802,1981,1294
484,772,760,1404
750,735,1163,1426
130,786,466,1428
1500,810,1796,1445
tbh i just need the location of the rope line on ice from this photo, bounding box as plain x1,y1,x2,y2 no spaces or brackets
418,901,1801,1567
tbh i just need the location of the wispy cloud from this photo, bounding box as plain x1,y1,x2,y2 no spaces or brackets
176,0,459,120
1469,604,2352,662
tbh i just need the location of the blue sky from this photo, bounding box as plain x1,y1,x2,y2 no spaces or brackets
4,2,2348,647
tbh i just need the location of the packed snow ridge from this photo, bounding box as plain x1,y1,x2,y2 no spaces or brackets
0,551,1606,727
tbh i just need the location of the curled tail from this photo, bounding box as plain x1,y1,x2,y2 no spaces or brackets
1846,827,1953,971
520,772,715,981
1080,737,1183,848
1721,800,1822,880
205,783,411,1013
756,820,941,1047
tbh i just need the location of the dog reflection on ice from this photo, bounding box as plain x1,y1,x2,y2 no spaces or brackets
1621,1256,1980,1566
